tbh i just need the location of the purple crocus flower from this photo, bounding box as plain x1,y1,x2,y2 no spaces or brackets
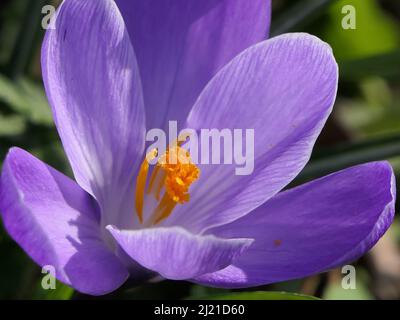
0,0,396,296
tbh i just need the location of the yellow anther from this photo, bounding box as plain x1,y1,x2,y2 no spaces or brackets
175,177,184,186
158,146,200,206
134,144,200,225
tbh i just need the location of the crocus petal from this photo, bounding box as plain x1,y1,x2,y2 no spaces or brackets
42,0,145,225
195,162,396,288
166,33,338,233
107,225,252,280
115,0,271,130
0,148,129,295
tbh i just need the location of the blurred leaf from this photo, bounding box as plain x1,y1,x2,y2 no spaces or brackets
0,223,37,299
32,280,74,300
323,268,373,300
336,77,400,138
0,113,26,136
0,74,52,125
7,0,48,78
0,0,23,65
325,0,400,61
360,77,393,107
340,50,400,81
392,219,400,244
189,285,228,299
295,134,400,183
271,0,337,36
195,291,320,300
267,279,304,294
323,283,372,300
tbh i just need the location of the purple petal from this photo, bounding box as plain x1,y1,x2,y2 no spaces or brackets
195,162,396,288
0,148,129,295
107,225,252,280
166,33,338,233
41,0,145,225
115,0,271,130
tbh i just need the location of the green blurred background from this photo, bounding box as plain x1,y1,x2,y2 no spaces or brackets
0,0,400,300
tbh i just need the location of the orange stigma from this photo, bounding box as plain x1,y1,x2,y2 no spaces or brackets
135,143,200,225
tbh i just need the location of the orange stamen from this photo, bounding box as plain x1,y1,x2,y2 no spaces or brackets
134,143,199,225
135,149,157,223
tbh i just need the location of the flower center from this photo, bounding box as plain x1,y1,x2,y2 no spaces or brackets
135,144,200,225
